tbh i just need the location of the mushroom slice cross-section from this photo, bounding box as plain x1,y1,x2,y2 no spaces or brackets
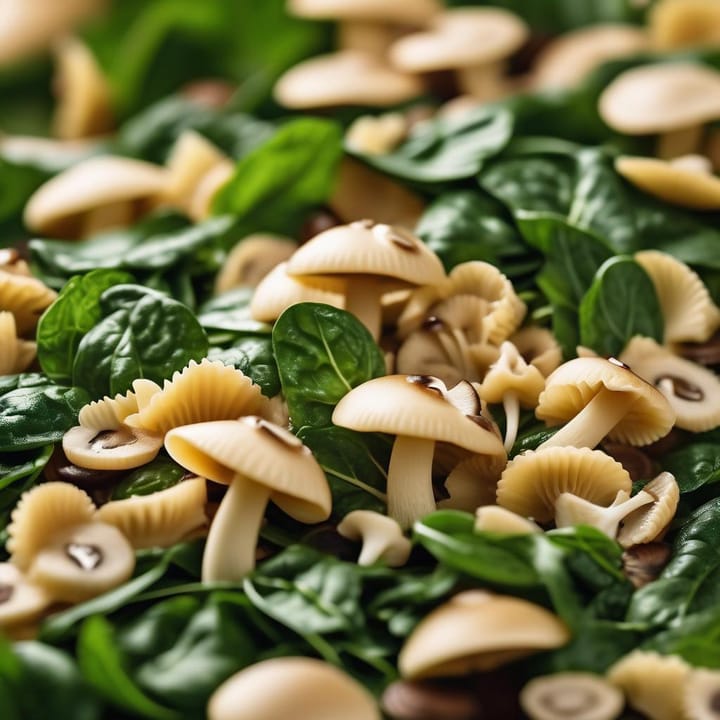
398,590,570,679
337,510,411,567
165,416,331,581
0,563,52,633
536,357,675,449
63,424,163,470
332,374,505,529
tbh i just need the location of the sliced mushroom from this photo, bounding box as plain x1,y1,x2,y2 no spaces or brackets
684,668,720,720
607,651,691,720
337,510,411,567
63,424,163,470
520,672,624,720
474,506,541,534
617,472,679,548
0,563,52,634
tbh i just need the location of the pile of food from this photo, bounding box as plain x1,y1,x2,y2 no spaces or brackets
1,0,720,717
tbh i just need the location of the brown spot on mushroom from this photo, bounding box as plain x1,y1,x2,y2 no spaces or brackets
622,542,672,588
0,584,13,604
65,542,103,571
90,427,137,450
654,374,704,401
379,225,421,251
407,374,447,397
251,417,305,450
181,79,236,109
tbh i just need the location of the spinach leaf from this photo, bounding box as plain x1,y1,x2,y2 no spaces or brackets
72,285,208,398
207,336,279,397
628,497,720,628
272,303,386,429
213,118,342,235
356,106,513,183
112,455,187,500
197,287,271,335
663,443,720,494
37,269,134,383
0,384,89,451
0,445,53,533
578,256,663,357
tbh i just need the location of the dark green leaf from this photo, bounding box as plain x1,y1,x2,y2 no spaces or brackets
207,336,279,397
664,443,720,494
197,287,271,334
111,455,187,500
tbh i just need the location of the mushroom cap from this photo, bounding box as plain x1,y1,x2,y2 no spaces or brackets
337,509,411,567
536,357,675,447
395,329,468,388
509,326,563,378
0,563,52,629
390,8,529,73
634,250,720,344
274,51,422,109
496,447,631,523
650,0,720,50
24,155,168,235
398,590,570,679
532,24,648,90
474,505,541,534
617,471,679,548
165,416,331,523
598,62,720,134
0,270,57,336
684,668,720,720
208,657,380,720
480,341,546,407
286,219,446,287
616,155,720,210
620,336,720,432
332,375,506,457
520,672,625,720
289,0,440,24
63,424,163,470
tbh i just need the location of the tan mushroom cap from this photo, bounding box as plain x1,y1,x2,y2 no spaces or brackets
616,155,720,210
390,8,529,72
650,0,720,50
0,563,52,630
289,0,439,24
0,270,57,336
437,452,507,513
520,672,625,720
0,311,36,375
509,326,563,378
95,477,208,549
208,657,381,720
620,336,720,432
274,51,423,109
532,24,648,90
474,505,541,534
24,155,168,236
536,357,675,449
634,251,720,343
496,447,631,523
617,471,679,548
684,668,720,720
63,424,163,470
399,590,570,679
607,651,691,720
598,62,720,135
337,510,411,567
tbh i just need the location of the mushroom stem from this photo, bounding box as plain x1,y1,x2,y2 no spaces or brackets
345,277,384,340
502,391,520,453
450,327,475,378
387,435,437,530
456,63,505,100
202,476,270,582
338,21,395,56
657,125,703,159
538,388,637,450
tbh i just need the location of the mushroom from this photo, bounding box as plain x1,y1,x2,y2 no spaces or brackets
95,477,208,549
24,155,168,237
0,563,52,638
214,234,297,294
474,505,542,534
496,447,631,523
531,24,648,90
480,341,546,452
274,51,423,109
520,672,624,720
208,657,380,720
165,416,331,581
337,510,411,567
437,451,507,513
509,326,563,378
621,542,672,589
124,359,269,436
0,248,31,277
616,471,679,548
398,590,570,679
633,252,720,344
286,220,446,340
616,155,720,210
0,270,57,336
390,8,529,101
63,424,163,471
607,651,691,720
0,311,36,375
620,336,720,432
332,375,505,528
187,161,235,222
395,327,468,388
684,668,720,720
345,113,408,155
598,62,720,158
51,36,113,140
649,0,720,50
7,482,135,604
535,357,675,450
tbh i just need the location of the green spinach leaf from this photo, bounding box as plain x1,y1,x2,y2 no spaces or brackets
207,336,279,397
111,455,187,500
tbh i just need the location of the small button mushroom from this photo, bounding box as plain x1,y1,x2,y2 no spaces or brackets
496,447,631,523
286,220,445,340
649,0,720,50
622,542,672,589
620,336,720,432
536,357,675,450
634,253,720,345
0,270,57,337
124,359,269,436
607,651,691,720
337,510,411,567
333,375,505,529
398,590,570,679
63,424,163,471
165,416,331,581
0,311,36,375
520,672,624,720
0,563,52,638
474,505,542,534
208,656,380,720
684,668,720,720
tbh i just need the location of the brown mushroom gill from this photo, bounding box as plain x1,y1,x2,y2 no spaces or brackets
654,375,704,401
65,542,103,571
